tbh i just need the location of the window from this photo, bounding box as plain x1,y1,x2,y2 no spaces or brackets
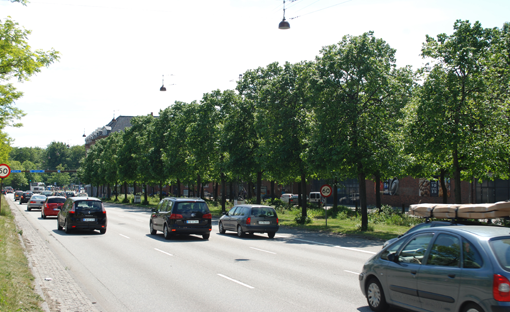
462,238,483,269
251,207,276,217
48,198,66,204
398,234,434,264
425,234,460,267
381,239,406,261
228,207,238,216
75,201,102,212
490,238,510,271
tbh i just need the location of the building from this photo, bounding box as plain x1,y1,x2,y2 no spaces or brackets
85,116,135,151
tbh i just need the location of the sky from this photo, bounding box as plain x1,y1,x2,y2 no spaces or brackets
2,0,509,148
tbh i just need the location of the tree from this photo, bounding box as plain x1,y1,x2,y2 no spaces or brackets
46,142,71,170
310,32,413,231
47,164,70,187
410,20,495,203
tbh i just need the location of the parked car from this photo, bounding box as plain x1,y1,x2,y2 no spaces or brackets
289,194,299,205
14,191,23,201
280,194,292,203
19,191,33,204
382,220,465,248
57,197,107,234
149,197,211,240
27,194,46,211
360,225,510,312
41,196,66,219
218,204,279,238
309,192,321,204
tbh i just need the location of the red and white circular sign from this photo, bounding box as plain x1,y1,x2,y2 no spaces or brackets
320,184,332,197
0,164,10,179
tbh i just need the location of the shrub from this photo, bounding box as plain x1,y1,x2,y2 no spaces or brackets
295,213,312,224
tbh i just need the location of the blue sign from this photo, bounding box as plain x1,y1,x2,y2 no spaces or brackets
11,170,21,173
30,170,45,173
57,170,60,173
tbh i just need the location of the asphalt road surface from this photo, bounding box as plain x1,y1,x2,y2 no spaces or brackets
9,194,386,312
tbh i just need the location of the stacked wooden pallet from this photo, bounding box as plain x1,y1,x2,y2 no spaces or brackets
409,202,510,219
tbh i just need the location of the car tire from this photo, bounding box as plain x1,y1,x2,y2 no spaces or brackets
64,220,72,234
366,278,388,312
100,228,106,234
237,225,244,238
41,211,46,219
163,224,172,240
268,232,276,239
27,207,31,211
219,222,226,234
202,234,210,240
57,219,63,231
150,222,157,235
462,303,484,312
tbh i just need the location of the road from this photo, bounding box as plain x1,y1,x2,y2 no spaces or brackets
8,194,384,312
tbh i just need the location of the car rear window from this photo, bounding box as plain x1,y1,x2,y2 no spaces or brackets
173,202,209,214
32,195,45,200
74,201,103,211
48,198,66,204
251,207,276,217
490,238,510,271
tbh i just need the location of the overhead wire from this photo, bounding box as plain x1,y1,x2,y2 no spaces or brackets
289,0,354,20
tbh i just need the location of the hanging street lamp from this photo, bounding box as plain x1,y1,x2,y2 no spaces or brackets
279,0,290,29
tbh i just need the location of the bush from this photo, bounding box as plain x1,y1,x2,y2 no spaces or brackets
355,223,375,231
294,213,312,224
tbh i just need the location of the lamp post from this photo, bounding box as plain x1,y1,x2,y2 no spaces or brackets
160,74,175,91
278,0,290,29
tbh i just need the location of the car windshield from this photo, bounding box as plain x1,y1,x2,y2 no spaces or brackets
251,207,276,217
74,201,103,211
174,202,209,214
490,238,510,271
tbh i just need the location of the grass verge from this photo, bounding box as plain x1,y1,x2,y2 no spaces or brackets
0,195,43,311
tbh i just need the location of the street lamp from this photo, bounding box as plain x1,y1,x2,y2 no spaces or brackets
160,74,176,91
279,0,290,29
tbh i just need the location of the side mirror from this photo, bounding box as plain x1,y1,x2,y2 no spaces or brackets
151,208,156,213
388,253,398,263
222,211,227,216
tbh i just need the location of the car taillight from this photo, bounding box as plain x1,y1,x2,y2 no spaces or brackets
246,217,251,225
276,218,279,224
494,274,510,301
30,201,35,204
169,213,183,219
69,205,75,214
102,203,106,214
202,213,212,219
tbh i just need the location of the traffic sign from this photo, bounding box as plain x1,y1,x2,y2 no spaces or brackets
30,170,45,173
11,170,21,173
320,184,332,197
0,164,11,179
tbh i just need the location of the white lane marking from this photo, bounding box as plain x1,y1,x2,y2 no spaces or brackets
119,234,130,239
250,247,276,254
345,270,360,275
291,238,376,255
155,248,173,257
217,274,254,289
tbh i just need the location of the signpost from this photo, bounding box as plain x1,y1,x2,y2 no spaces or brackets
0,164,11,214
320,184,332,226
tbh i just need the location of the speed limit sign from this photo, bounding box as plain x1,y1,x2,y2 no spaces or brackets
320,184,332,198
0,164,10,179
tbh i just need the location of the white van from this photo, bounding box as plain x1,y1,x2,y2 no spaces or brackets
309,192,321,204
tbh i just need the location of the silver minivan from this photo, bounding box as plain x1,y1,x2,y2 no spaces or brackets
359,226,510,312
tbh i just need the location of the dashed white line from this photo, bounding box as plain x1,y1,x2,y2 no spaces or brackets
345,270,360,275
119,234,130,239
335,246,376,254
250,247,276,254
290,238,377,254
217,274,254,289
155,248,173,256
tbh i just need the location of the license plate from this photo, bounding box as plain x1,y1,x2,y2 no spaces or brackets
54,209,59,211
187,220,199,224
259,221,270,225
83,218,95,222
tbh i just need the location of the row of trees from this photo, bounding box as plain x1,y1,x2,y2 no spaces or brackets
4,143,86,189
81,20,510,230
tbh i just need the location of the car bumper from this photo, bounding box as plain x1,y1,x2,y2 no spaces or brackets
169,225,211,235
242,225,279,233
27,204,44,209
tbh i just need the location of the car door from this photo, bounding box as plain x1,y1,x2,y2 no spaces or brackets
418,233,462,311
154,200,169,230
224,206,238,230
384,233,434,310
58,199,71,227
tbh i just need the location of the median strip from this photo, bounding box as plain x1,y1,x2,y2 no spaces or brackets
217,274,254,289
154,248,173,257
250,247,276,254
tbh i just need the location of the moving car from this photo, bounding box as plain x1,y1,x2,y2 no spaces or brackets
57,197,107,234
360,226,510,312
14,191,23,201
218,204,279,238
27,194,46,211
19,191,33,204
41,196,66,219
41,190,54,196
150,197,212,240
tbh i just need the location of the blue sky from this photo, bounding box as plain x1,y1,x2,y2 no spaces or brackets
2,0,509,148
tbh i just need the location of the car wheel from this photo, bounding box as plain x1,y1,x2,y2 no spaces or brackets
462,303,484,312
237,225,244,238
100,228,106,234
27,207,31,211
267,232,276,239
64,220,72,234
150,222,157,235
57,219,63,231
202,234,210,240
219,221,226,234
163,224,172,240
366,278,388,312
41,211,46,219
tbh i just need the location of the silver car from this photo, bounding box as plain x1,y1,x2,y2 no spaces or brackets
27,194,46,211
218,204,279,238
360,226,510,312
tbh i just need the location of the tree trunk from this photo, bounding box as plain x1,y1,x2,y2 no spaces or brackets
375,171,381,211
221,174,226,213
124,181,128,199
229,182,233,201
214,182,218,202
271,181,275,200
144,183,148,204
115,182,118,201
358,171,368,231
133,182,137,195
453,150,462,204
440,169,448,204
176,179,181,197
301,172,307,217
107,184,111,199
333,177,338,210
256,171,262,204
159,181,163,200
298,182,302,206
197,174,201,198
248,181,253,199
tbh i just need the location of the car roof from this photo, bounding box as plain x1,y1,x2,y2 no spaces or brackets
237,204,273,208
68,196,102,202
46,196,66,199
415,225,510,238
163,197,206,202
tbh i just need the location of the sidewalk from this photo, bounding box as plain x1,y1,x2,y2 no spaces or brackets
8,196,100,312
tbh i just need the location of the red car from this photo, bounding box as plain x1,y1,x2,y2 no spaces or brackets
41,196,66,219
